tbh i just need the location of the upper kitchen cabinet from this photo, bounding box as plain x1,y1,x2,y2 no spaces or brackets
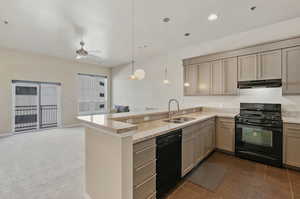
198,62,211,95
258,50,282,80
238,54,258,81
184,65,199,96
282,46,300,95
183,37,300,96
211,60,223,95
222,57,238,95
238,50,282,81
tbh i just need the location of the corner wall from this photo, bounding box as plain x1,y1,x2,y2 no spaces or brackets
112,17,300,112
0,48,111,134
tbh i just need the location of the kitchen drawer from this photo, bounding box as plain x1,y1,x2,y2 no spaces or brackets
146,192,156,199
134,174,156,199
134,160,156,187
134,145,156,169
285,123,300,134
217,118,234,129
134,138,156,152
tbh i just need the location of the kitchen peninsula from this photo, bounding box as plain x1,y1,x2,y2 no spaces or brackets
78,106,237,199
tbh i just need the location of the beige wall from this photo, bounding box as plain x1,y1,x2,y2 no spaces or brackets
0,48,111,134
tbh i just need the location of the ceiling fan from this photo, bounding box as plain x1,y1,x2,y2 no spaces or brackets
76,41,102,61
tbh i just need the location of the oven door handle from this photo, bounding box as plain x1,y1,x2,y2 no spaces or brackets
236,123,282,132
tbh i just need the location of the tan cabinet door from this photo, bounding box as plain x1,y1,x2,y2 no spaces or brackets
182,129,194,177
222,57,238,95
193,130,202,165
284,124,300,167
184,65,199,96
211,60,223,95
211,61,223,95
258,50,282,80
216,118,235,152
198,62,211,95
282,46,300,95
238,54,258,81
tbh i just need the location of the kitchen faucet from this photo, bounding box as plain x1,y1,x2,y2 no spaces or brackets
168,99,180,120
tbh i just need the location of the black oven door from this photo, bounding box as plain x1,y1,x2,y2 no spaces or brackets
235,122,282,167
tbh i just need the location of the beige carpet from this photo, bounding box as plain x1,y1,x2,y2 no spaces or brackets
187,162,227,192
0,128,85,199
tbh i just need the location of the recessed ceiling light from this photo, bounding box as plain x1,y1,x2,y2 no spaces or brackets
3,20,8,24
250,6,257,11
184,33,191,37
208,14,218,21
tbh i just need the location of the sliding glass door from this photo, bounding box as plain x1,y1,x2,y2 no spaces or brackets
12,81,61,133
12,83,39,133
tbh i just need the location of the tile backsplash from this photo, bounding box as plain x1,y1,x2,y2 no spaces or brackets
183,88,300,112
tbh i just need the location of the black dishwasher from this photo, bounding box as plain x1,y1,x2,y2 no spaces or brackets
156,129,182,199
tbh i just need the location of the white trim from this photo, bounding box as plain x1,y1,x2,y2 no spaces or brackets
0,132,13,139
63,123,83,128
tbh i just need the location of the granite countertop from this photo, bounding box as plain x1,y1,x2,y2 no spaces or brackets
133,112,237,143
77,107,300,142
77,106,203,134
77,114,138,134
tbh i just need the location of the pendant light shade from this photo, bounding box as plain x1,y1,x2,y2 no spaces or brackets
184,82,190,87
134,69,146,80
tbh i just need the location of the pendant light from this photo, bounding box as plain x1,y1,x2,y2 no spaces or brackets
163,67,170,84
163,17,170,84
129,0,145,80
184,66,190,87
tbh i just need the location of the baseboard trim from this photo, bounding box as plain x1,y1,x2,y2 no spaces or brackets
63,123,83,128
215,148,235,156
0,132,13,139
283,164,300,171
0,124,83,139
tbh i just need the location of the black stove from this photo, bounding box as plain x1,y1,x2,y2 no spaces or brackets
235,103,283,167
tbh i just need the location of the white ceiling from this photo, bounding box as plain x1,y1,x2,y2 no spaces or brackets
1,0,300,67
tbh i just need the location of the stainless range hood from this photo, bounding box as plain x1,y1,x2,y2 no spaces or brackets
238,79,282,89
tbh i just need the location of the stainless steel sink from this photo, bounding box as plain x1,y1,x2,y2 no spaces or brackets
163,117,196,124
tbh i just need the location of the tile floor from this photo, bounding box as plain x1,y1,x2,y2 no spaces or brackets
167,152,300,199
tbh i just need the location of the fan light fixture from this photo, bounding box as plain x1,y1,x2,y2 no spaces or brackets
208,13,218,21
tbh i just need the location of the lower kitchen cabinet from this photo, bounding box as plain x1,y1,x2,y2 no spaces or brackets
182,126,195,177
216,118,235,152
182,118,216,177
284,123,300,168
133,138,157,199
